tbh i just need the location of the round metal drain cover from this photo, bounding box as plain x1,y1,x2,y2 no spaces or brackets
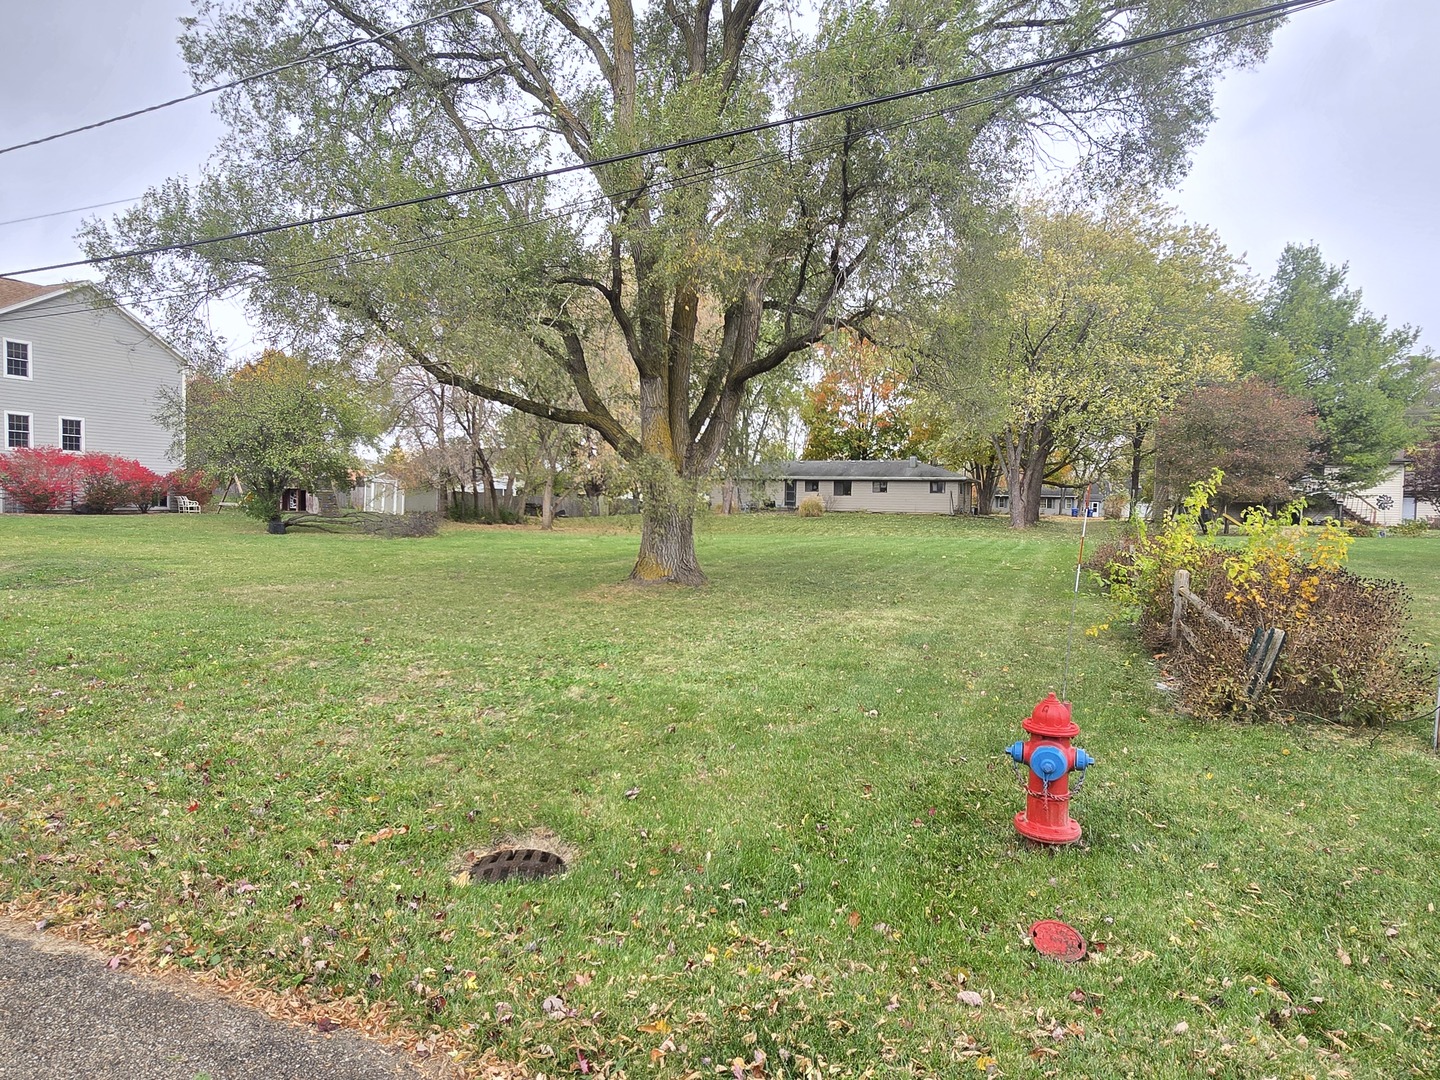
1030,919,1087,962
468,847,567,883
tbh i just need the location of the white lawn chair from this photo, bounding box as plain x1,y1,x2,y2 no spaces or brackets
176,496,202,514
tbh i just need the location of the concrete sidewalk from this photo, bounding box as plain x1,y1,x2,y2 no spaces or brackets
0,924,442,1080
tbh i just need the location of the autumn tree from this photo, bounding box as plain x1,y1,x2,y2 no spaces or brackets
800,333,938,461
914,201,1248,527
1154,378,1318,516
178,350,386,520
86,0,1280,580
1243,243,1430,491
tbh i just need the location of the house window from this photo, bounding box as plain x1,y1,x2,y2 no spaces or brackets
4,340,30,379
7,413,31,448
930,480,946,493
803,480,819,492
60,417,83,452
872,480,887,493
834,480,852,496
993,494,1010,510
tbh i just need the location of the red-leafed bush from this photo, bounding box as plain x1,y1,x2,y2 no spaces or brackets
0,447,79,512
74,453,162,513
164,467,215,507
111,456,167,512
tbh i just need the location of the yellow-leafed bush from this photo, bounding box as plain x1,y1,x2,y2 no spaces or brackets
797,495,825,517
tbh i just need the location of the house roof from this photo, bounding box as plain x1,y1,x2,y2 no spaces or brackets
0,276,73,314
774,459,967,481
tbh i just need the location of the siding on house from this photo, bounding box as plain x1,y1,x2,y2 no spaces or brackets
1338,464,1405,527
714,459,969,514
0,286,184,474
765,478,957,513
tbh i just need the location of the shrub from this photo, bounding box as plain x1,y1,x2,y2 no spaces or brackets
165,468,215,508
1098,470,1427,724
1390,520,1429,538
0,447,78,511
797,495,824,517
241,490,282,522
74,453,164,513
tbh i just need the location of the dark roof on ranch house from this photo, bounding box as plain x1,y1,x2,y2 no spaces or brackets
772,459,967,481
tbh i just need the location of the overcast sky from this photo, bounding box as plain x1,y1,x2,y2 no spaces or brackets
1,0,1434,355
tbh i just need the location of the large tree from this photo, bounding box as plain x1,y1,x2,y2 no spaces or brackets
86,0,1279,580
914,200,1248,527
1243,243,1431,492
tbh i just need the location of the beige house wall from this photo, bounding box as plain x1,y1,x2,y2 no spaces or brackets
768,478,958,514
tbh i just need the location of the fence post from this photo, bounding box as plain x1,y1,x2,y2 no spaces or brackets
1171,569,1189,644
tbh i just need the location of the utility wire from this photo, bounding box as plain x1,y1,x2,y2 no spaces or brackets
0,0,1330,280
0,3,1302,329
0,197,143,228
0,2,485,158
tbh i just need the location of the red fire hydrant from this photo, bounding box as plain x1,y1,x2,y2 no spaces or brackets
1004,693,1094,845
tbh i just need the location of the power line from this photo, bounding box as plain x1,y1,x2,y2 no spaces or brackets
1,0,1329,281
0,2,485,158
0,197,144,229
0,5,1300,329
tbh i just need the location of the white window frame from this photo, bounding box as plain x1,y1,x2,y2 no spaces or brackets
930,480,947,494
6,411,34,449
4,338,32,380
59,416,85,452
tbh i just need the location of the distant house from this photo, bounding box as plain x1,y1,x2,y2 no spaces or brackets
721,459,971,514
0,276,184,508
990,485,1095,517
1336,459,1406,527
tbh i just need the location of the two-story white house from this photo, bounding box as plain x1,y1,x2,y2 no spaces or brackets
0,276,185,508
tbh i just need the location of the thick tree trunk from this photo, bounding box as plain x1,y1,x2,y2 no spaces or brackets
972,461,1000,515
996,426,1052,528
631,487,706,584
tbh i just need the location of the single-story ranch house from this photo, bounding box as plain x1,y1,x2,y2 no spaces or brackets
719,459,972,514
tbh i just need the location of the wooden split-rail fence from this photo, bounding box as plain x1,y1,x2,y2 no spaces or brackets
1170,569,1286,700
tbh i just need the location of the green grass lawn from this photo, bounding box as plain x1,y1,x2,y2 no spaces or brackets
1,512,1437,1079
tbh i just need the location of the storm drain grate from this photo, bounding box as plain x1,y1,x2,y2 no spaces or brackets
468,847,568,883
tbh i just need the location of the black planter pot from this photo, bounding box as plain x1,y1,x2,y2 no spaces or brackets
266,520,286,535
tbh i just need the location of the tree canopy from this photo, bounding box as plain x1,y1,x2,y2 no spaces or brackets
181,350,386,518
800,334,939,462
914,200,1249,526
1243,243,1430,491
86,0,1279,576
1155,377,1318,511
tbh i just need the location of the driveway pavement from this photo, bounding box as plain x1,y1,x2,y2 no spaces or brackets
0,924,443,1080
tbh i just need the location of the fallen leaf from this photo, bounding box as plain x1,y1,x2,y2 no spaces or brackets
958,990,983,1007
847,911,861,930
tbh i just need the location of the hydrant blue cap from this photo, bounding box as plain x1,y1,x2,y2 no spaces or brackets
1029,744,1069,781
